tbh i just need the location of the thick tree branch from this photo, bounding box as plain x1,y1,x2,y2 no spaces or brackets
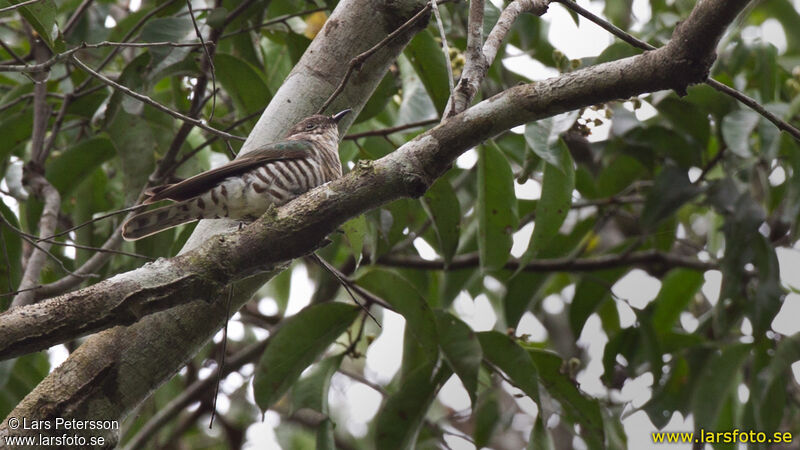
0,0,751,443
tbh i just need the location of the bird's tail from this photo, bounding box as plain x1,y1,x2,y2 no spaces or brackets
122,201,197,241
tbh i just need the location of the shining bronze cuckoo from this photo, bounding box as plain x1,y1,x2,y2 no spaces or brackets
122,109,351,241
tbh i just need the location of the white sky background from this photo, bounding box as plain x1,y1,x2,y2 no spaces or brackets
0,0,797,449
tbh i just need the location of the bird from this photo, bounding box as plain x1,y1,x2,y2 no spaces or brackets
121,109,351,241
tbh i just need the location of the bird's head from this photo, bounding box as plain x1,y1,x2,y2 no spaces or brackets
285,109,352,139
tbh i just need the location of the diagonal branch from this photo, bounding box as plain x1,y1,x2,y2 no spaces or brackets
317,2,432,114
70,56,244,142
551,0,800,142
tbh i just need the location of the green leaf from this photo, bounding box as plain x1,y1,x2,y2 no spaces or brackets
397,54,437,124
0,353,49,420
375,365,451,450
527,349,605,450
435,310,481,404
355,72,397,124
656,97,710,148
0,113,33,163
404,30,450,114
595,154,646,197
721,109,760,157
756,333,800,430
604,0,633,29
627,126,699,168
528,413,555,450
474,390,501,447
518,141,574,269
483,1,501,38
749,235,782,335
11,0,59,50
139,17,193,62
108,110,170,204
691,344,751,429
477,331,539,402
105,53,152,121
569,269,626,337
504,272,548,329
477,142,519,272
45,136,115,197
651,269,704,335
215,53,272,117
356,269,439,380
253,303,359,412
0,202,22,307
640,165,701,230
421,178,460,266
643,356,692,428
355,269,438,371
342,215,366,266
316,419,335,450
290,353,345,415
524,112,579,173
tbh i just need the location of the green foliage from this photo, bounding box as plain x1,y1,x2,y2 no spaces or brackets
253,303,359,413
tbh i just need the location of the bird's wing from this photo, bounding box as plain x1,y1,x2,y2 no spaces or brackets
146,140,314,202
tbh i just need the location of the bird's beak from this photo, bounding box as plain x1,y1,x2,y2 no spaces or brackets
331,109,352,123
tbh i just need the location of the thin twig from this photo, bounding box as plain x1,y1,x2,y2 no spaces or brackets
209,284,234,428
38,204,149,242
309,253,381,326
186,0,216,121
0,285,41,298
550,0,650,50
219,7,329,40
344,118,438,140
41,93,73,158
74,0,180,92
0,210,151,260
0,0,42,14
0,38,24,64
706,79,800,141
70,56,245,142
376,249,717,272
317,2,432,114
0,41,215,73
41,239,153,260
431,0,454,100
62,0,94,37
169,108,265,176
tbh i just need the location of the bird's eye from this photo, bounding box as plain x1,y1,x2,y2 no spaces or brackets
305,123,316,130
